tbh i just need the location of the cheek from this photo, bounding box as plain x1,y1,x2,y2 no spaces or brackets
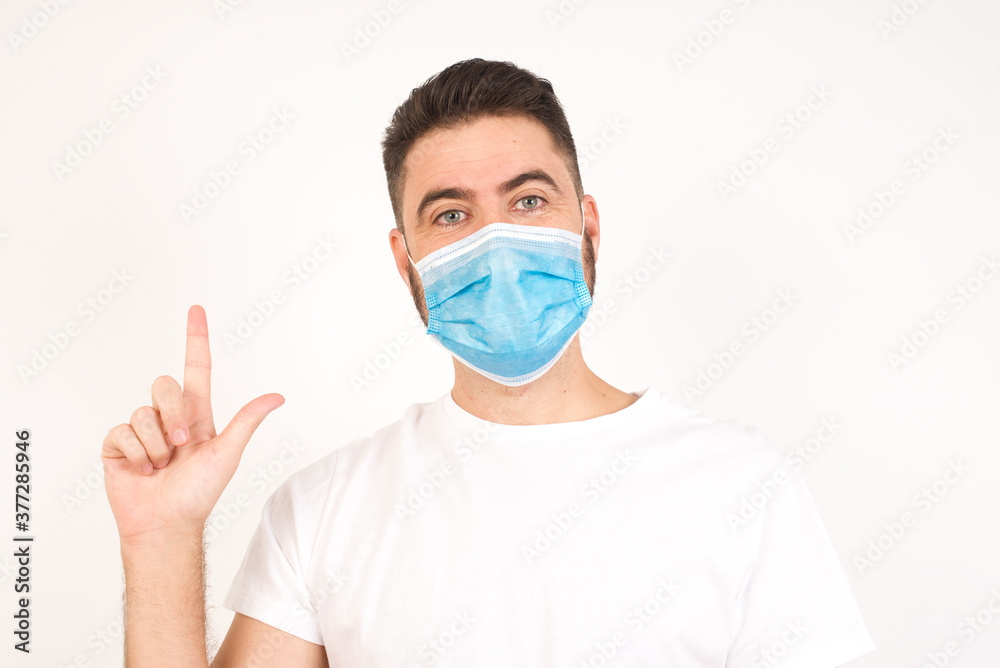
406,262,423,294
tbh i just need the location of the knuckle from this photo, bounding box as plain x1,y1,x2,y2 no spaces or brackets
116,423,137,442
152,375,178,392
103,424,131,451
130,405,159,430
151,450,173,468
182,389,208,402
120,425,143,449
106,426,147,466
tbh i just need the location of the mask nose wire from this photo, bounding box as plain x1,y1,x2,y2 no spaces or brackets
405,202,587,267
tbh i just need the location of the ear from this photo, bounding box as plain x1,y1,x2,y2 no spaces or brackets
582,195,600,262
388,228,413,288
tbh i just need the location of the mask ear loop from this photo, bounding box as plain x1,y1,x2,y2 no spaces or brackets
576,200,593,309
401,231,417,267
401,231,439,333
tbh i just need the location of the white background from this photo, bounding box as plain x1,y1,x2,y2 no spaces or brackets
1,0,998,666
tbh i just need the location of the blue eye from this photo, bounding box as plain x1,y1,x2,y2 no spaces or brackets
517,195,546,211
435,210,466,226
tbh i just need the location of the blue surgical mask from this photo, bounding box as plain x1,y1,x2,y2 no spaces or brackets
404,205,592,386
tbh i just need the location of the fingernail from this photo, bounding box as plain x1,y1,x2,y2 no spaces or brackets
172,429,187,445
142,463,153,475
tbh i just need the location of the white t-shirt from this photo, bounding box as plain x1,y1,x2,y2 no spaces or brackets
222,388,876,667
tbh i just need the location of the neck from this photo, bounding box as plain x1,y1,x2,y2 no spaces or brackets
449,336,638,425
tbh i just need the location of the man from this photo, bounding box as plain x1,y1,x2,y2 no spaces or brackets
102,59,876,666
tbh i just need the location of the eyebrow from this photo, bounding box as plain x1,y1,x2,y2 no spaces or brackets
414,169,564,223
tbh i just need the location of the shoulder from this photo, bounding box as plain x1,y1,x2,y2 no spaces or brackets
655,390,785,457
644,389,791,483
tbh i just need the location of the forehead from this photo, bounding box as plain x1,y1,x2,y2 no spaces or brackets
400,115,567,208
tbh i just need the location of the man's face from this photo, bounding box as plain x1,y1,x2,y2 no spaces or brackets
388,114,599,326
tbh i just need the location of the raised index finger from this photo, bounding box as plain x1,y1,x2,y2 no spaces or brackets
183,304,214,433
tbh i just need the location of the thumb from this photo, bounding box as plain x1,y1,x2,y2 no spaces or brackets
215,393,285,460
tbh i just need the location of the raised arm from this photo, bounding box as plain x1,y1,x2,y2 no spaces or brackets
102,305,287,666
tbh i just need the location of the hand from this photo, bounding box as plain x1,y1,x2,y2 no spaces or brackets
101,305,284,544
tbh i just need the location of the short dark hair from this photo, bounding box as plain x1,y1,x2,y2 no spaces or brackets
381,58,584,238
